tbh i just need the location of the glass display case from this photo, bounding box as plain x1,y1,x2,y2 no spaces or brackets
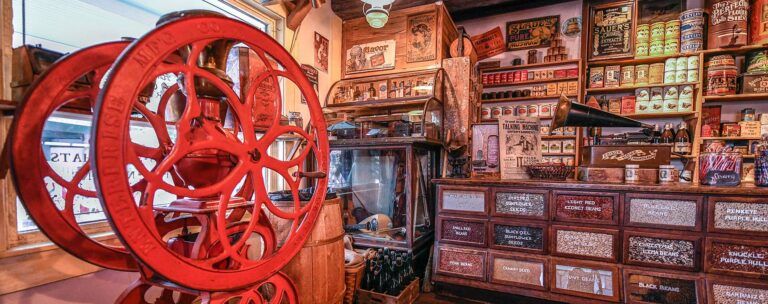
329,142,439,252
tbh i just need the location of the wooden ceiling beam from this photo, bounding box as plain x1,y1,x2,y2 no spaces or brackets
330,0,572,22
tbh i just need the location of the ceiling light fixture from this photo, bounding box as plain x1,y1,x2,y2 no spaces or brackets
361,0,395,28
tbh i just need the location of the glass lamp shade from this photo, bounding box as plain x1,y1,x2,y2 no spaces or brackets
365,9,389,28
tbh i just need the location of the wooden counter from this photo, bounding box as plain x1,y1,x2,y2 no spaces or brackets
431,178,768,304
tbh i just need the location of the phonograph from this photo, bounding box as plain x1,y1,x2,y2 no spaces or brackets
551,95,680,183
9,11,328,303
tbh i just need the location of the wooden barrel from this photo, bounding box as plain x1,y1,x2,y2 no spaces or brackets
268,198,346,304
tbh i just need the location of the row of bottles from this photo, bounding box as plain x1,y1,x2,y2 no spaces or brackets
361,248,416,295
653,122,691,154
333,79,434,104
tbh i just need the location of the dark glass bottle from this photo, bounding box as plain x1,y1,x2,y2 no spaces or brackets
661,123,675,144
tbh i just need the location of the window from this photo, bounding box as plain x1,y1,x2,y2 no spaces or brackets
8,0,282,242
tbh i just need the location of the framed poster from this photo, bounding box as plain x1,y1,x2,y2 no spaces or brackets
314,32,329,73
471,123,500,177
345,40,396,74
505,15,560,51
300,64,318,104
471,27,505,61
406,13,437,63
498,116,541,179
589,1,634,61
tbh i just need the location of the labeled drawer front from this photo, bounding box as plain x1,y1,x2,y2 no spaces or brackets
705,238,768,278
436,244,487,280
707,280,768,304
440,188,487,214
624,270,701,304
552,226,619,263
624,231,700,272
553,191,619,225
492,189,548,220
489,253,546,290
624,193,702,231
708,197,768,235
551,259,620,302
439,217,487,246
491,221,547,254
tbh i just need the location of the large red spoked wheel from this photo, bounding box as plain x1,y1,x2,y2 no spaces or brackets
8,41,137,271
92,12,329,291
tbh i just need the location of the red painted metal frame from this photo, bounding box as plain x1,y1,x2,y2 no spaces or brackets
8,41,137,271
91,14,328,292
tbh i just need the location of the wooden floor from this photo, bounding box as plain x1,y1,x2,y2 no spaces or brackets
415,284,564,304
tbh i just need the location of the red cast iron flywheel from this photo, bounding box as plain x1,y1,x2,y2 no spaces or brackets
91,12,329,291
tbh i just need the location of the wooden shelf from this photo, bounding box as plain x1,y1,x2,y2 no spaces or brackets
483,76,578,88
588,53,695,66
586,82,699,93
481,95,574,104
480,59,580,73
701,44,768,56
624,111,697,119
700,136,762,141
703,93,768,103
542,135,577,139
326,95,436,111
0,99,15,110
542,152,575,156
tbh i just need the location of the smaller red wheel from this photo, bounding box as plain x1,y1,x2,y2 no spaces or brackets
202,272,298,304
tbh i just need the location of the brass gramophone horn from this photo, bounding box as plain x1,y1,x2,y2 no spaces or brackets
551,94,654,130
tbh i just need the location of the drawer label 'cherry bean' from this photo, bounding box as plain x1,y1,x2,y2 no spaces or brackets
555,195,615,222
437,247,485,279
492,257,544,287
441,219,484,244
628,236,696,268
709,242,768,275
554,264,615,296
627,274,698,304
442,190,485,212
556,229,614,259
628,198,697,228
711,284,768,304
495,192,546,217
493,224,544,250
713,201,768,232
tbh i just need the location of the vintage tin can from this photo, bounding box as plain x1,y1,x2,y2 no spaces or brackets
649,63,665,84
552,157,563,164
676,57,688,71
649,40,665,56
548,141,562,154
605,65,621,88
650,87,664,112
746,50,768,73
663,39,679,55
635,42,649,57
493,73,501,84
708,0,749,48
678,97,694,112
659,165,675,183
679,84,695,100
491,106,502,119
752,0,768,45
687,68,699,83
515,71,523,82
664,71,677,84
527,104,539,117
680,8,707,24
635,64,649,85
651,22,666,41
540,125,551,135
589,66,605,88
502,106,514,116
540,142,550,154
481,107,491,119
534,70,542,80
665,58,677,71
636,98,650,113
625,164,640,183
741,72,768,94
637,24,650,42
663,86,679,112
564,156,575,166
539,103,552,118
665,20,681,39
482,74,489,85
516,105,528,116
687,56,699,70
676,69,688,83
706,55,738,95
563,126,576,136
562,140,576,154
636,88,650,113
621,96,636,114
680,38,704,53
621,65,636,86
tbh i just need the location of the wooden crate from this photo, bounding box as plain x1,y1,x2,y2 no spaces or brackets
356,278,420,304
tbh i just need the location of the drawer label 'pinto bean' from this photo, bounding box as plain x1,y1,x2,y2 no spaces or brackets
626,274,698,304
555,194,615,223
441,219,485,244
554,264,616,297
555,229,614,259
627,236,696,269
713,201,768,233
711,284,768,304
493,224,544,250
442,190,485,213
495,192,546,217
437,247,486,279
492,257,544,287
628,198,697,228
709,241,768,276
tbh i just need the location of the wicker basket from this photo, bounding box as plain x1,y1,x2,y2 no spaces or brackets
525,164,575,180
344,261,366,304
